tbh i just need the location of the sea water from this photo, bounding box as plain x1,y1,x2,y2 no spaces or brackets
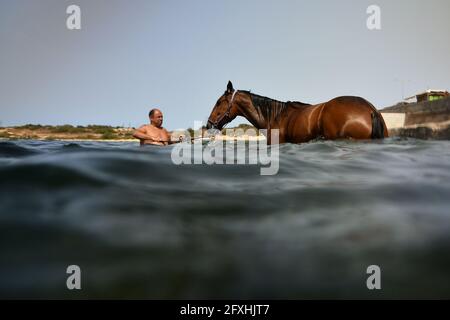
1,138,450,298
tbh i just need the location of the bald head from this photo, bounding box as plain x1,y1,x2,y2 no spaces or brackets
149,108,163,128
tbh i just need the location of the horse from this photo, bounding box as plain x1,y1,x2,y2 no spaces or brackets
206,81,388,144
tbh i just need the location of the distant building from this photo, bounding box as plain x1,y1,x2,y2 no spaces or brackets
381,89,450,130
404,89,449,103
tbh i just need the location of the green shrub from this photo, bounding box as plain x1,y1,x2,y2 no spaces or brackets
121,132,134,139
101,132,116,139
50,125,87,134
17,124,43,130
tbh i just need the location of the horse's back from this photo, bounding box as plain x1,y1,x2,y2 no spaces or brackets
328,96,373,108
283,95,387,142
321,96,382,139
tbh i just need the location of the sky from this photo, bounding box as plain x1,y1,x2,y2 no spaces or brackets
0,0,449,130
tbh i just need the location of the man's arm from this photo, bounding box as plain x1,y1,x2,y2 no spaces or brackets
133,125,154,140
165,129,184,144
133,126,174,145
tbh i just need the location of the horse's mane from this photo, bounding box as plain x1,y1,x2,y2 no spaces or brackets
241,90,310,122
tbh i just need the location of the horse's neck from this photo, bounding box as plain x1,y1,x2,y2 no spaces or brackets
236,95,283,129
250,102,285,130
236,102,268,129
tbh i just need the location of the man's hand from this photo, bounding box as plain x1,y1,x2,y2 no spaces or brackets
168,134,185,144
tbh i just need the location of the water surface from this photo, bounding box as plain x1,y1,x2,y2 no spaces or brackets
1,138,450,298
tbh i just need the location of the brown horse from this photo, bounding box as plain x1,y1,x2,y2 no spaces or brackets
206,81,388,144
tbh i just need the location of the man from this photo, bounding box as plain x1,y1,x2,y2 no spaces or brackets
133,108,182,146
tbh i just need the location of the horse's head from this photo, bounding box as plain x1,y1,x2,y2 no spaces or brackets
206,81,239,130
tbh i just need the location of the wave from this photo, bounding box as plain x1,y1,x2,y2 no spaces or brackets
0,141,39,157
2,139,450,298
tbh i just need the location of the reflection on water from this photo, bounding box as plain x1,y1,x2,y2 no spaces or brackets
1,138,450,298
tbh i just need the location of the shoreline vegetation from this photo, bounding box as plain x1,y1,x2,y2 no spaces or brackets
2,122,450,141
0,124,265,141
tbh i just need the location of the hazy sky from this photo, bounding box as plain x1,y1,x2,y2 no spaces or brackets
1,0,449,129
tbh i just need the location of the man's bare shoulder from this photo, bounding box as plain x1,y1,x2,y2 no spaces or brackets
137,124,154,132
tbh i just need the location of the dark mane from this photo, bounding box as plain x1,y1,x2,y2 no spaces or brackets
241,90,309,122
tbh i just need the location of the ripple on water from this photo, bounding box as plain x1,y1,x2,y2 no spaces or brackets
1,139,450,298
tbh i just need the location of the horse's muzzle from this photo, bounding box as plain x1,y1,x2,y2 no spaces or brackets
206,120,215,130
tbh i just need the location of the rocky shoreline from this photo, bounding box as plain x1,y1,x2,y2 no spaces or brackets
0,125,135,141
0,125,266,142
389,122,450,140
382,97,450,140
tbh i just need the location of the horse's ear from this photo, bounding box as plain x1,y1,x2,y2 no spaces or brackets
226,81,234,93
